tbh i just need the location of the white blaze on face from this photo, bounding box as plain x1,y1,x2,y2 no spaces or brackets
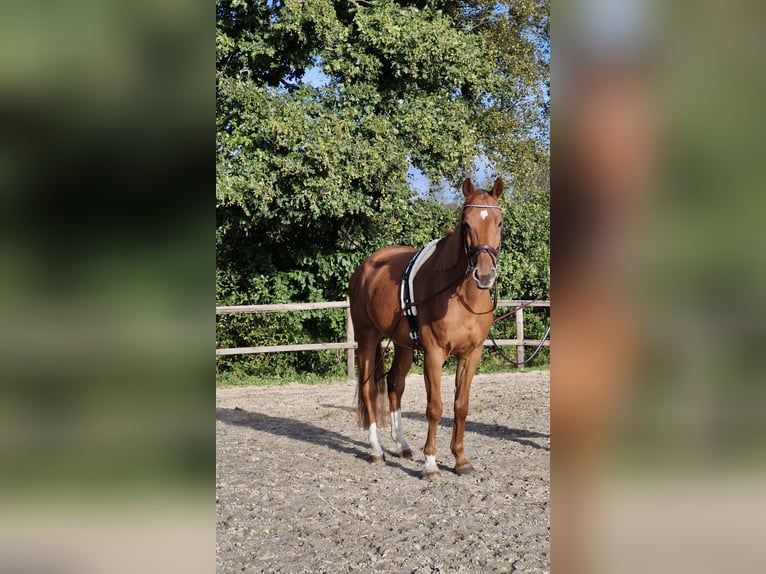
480,209,489,220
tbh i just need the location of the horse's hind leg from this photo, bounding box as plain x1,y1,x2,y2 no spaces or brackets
387,344,414,459
356,337,386,463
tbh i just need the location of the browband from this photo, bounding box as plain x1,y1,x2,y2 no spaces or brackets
463,204,502,209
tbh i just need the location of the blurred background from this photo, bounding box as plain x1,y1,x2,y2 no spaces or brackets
553,0,766,572
0,1,213,573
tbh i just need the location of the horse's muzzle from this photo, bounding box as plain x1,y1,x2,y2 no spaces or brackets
466,242,499,290
473,266,497,290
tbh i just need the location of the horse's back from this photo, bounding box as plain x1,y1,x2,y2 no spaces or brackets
350,245,415,294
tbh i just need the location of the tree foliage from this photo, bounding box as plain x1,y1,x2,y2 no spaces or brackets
216,0,549,378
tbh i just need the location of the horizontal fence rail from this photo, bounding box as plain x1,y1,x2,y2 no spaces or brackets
216,300,550,378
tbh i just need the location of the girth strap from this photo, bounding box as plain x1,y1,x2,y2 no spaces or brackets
400,238,439,349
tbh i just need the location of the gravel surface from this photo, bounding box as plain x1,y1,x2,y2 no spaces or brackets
216,370,550,573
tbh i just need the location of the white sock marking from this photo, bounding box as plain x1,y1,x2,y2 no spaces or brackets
389,410,410,454
368,422,383,457
423,455,438,475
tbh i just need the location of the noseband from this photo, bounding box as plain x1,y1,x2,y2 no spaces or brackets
461,204,502,272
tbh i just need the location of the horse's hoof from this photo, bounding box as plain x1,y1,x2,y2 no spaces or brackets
369,453,385,464
400,449,414,460
454,463,475,476
421,470,442,481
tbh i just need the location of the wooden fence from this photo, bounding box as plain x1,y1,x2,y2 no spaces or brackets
216,300,550,378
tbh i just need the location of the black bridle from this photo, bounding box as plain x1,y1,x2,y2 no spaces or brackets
461,203,502,271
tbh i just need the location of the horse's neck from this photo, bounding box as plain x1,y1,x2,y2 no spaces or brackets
432,228,467,278
420,231,490,314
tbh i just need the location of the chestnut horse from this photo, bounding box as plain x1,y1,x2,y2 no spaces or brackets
349,178,504,479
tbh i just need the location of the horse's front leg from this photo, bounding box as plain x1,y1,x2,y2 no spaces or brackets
421,349,445,480
451,346,483,474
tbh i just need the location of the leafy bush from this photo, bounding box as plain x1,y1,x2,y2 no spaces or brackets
216,1,549,381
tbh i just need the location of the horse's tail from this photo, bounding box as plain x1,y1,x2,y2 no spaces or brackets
356,344,389,429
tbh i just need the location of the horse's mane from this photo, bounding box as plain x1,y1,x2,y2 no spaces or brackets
432,223,464,271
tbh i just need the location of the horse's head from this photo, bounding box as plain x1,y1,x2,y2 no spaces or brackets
461,178,504,289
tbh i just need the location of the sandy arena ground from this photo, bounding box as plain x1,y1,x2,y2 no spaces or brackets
216,370,550,573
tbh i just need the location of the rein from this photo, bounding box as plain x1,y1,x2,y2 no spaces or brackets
489,301,551,366
488,323,551,366
492,300,536,323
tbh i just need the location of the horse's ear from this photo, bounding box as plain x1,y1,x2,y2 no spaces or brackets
462,178,475,198
490,178,504,199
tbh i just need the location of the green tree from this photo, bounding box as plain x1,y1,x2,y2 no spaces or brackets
216,0,549,378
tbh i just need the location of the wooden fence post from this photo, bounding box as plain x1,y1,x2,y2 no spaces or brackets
515,306,525,367
346,302,355,379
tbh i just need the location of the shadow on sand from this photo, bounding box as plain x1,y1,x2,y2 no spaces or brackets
217,397,548,482
216,406,423,477
318,403,549,452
